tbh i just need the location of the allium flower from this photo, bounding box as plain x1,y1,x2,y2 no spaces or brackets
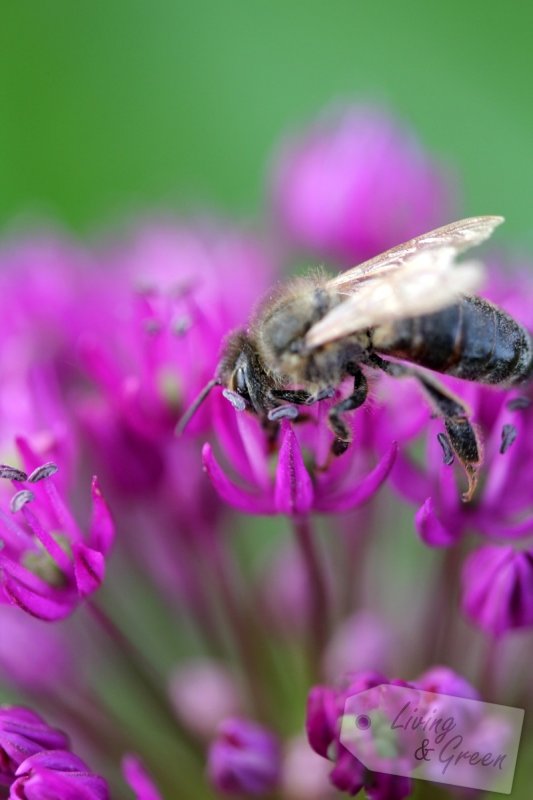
306,673,412,799
10,750,108,800
461,545,533,636
415,665,480,700
323,611,397,682
203,399,397,516
0,448,114,621
207,718,281,796
79,220,275,445
0,707,69,786
168,659,243,739
282,735,334,799
307,667,477,798
0,606,75,692
270,104,454,265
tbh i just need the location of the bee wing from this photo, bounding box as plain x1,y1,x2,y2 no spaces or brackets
326,215,504,292
305,249,484,348
305,215,503,349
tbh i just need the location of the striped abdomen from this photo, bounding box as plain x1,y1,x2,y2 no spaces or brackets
372,296,533,385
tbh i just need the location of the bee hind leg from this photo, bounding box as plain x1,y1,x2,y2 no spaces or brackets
328,364,368,456
369,354,481,502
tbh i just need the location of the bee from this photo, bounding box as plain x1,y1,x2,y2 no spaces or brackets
180,216,533,501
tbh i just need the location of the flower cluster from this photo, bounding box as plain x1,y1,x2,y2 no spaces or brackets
0,102,531,800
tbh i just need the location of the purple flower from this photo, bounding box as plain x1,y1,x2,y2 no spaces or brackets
306,671,422,798
0,444,114,621
461,545,533,636
270,104,454,266
10,750,108,799
281,735,335,799
415,665,479,700
0,707,69,786
122,755,162,800
207,718,281,796
168,659,243,739
79,220,275,445
323,611,397,683
0,606,76,692
203,396,397,516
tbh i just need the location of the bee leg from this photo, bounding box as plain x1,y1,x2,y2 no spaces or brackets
269,389,313,404
328,365,368,456
369,354,481,501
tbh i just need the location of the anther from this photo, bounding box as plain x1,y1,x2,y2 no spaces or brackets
222,389,247,412
268,405,299,422
28,463,59,483
10,490,35,513
500,423,518,455
0,466,28,482
437,433,455,466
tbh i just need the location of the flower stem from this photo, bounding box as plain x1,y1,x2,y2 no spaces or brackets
292,515,329,679
86,600,202,760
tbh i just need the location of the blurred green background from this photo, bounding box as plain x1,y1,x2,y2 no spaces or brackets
1,1,533,245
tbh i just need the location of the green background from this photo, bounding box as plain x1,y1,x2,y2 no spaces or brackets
1,1,532,246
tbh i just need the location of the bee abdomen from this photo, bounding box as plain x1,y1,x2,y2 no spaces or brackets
373,296,533,386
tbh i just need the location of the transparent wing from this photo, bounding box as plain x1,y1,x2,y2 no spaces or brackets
305,249,484,348
326,215,504,293
305,215,503,349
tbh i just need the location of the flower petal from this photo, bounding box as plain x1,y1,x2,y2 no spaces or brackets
202,444,274,515
89,477,115,554
2,578,74,621
274,423,314,516
316,442,397,513
73,543,105,598
415,497,458,547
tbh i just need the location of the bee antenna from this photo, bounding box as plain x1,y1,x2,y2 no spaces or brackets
176,378,220,436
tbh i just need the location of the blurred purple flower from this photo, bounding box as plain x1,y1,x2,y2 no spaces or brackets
0,707,69,786
461,545,533,636
0,445,114,621
203,397,397,516
10,750,108,800
307,668,483,798
0,606,76,692
169,659,243,739
282,735,335,799
270,104,455,266
207,717,281,796
122,755,162,800
415,665,480,700
323,611,397,683
79,220,275,444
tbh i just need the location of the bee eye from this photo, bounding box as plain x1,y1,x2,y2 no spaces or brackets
234,367,248,396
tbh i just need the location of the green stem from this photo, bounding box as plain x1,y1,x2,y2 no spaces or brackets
292,515,329,681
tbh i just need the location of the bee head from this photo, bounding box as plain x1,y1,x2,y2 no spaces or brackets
217,329,273,416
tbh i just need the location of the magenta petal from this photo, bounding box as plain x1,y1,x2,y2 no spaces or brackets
316,442,397,513
73,544,105,598
274,423,314,516
202,444,274,515
89,477,115,554
122,755,163,800
3,578,74,621
415,497,458,547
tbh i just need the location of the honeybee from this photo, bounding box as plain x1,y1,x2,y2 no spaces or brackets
180,216,533,501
